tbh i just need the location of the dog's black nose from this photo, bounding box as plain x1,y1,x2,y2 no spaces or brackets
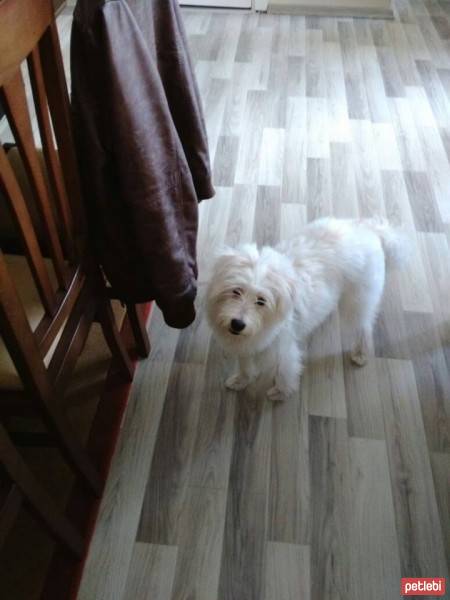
231,319,246,332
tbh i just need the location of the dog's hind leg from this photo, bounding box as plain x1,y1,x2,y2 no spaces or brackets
347,254,385,367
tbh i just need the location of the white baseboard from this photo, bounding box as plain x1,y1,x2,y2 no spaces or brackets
265,0,393,16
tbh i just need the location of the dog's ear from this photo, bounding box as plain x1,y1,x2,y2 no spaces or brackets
265,265,297,315
206,246,244,302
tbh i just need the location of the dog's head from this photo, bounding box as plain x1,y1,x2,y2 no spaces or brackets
206,244,297,352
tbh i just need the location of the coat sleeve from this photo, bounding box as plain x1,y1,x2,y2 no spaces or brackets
71,1,204,328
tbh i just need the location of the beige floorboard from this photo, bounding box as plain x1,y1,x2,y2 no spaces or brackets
343,360,385,439
430,452,450,569
187,339,237,490
171,486,228,600
122,544,178,600
137,363,205,545
325,42,352,143
218,393,272,600
268,392,310,544
350,119,386,217
225,184,257,245
282,97,308,203
306,157,332,219
309,416,351,600
330,142,359,217
403,311,450,454
377,359,449,579
348,437,402,600
264,542,310,600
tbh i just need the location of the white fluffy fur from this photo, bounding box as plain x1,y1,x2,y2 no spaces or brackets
206,217,408,401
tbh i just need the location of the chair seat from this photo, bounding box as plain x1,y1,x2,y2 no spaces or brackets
0,254,58,390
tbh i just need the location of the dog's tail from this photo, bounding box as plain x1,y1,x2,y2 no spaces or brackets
363,218,410,270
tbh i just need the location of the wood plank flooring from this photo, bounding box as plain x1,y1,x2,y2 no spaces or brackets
77,3,450,599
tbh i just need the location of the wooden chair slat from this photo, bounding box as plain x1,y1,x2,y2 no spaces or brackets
34,265,84,356
108,288,151,359
2,69,68,289
48,285,96,393
27,48,75,261
39,23,85,242
0,144,56,315
0,248,58,399
97,300,134,381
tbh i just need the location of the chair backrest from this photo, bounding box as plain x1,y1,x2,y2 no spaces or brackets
0,0,88,363
0,0,113,498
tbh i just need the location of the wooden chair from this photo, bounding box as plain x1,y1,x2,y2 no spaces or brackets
0,0,148,554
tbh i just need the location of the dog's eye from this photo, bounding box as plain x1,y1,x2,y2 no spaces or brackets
232,289,242,296
256,297,266,306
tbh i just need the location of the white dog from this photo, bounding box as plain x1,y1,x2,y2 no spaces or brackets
206,217,407,401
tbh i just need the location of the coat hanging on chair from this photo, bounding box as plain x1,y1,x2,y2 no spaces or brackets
71,0,215,328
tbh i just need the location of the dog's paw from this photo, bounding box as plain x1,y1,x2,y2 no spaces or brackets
350,349,368,367
226,374,250,391
267,385,292,402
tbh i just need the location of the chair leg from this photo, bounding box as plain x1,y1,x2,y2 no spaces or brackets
0,424,84,558
97,301,134,382
126,303,150,358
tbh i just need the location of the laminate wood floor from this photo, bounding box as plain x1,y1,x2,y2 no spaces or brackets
77,4,450,599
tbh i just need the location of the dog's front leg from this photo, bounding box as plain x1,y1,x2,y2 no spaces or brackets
267,337,303,402
226,355,256,392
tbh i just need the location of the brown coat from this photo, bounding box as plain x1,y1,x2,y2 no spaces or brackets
70,0,214,328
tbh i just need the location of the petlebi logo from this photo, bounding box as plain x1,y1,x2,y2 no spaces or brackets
401,578,446,596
